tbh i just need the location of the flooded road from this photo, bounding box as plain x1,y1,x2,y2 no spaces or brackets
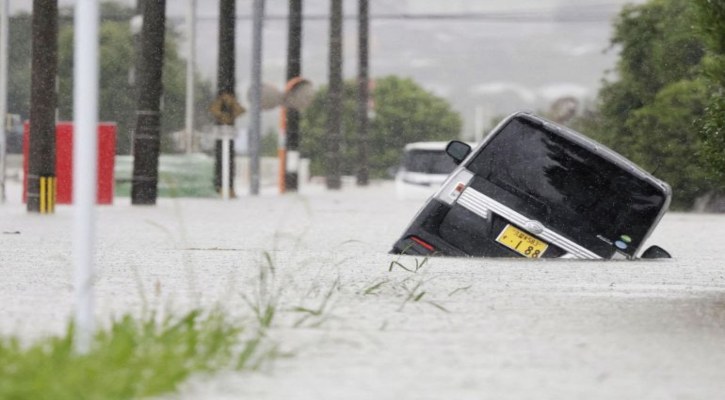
1,181,724,399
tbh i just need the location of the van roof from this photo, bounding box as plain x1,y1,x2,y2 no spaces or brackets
404,142,449,151
404,141,475,151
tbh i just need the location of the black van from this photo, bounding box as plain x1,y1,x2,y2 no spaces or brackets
391,112,672,260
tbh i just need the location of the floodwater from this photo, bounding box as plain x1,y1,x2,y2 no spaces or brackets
1,180,724,399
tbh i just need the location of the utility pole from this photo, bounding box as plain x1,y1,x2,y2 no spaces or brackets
249,0,265,196
185,0,196,154
214,0,236,197
27,0,58,214
284,0,302,192
127,0,143,155
356,0,369,186
131,0,166,205
326,0,342,190
0,0,8,203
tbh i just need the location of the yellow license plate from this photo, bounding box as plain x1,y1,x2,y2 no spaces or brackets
495,224,548,258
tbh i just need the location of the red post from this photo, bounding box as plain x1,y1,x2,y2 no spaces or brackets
23,121,117,204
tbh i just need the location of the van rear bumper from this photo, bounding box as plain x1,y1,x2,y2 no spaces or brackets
390,200,468,257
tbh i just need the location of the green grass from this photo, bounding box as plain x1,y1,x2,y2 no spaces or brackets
384,255,450,314
0,309,273,400
114,154,217,198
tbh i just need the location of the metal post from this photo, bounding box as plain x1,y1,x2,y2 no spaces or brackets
0,0,8,203
214,0,235,196
356,0,369,186
326,0,342,190
28,0,58,213
184,0,195,154
131,0,166,205
73,0,99,354
221,131,230,199
278,107,286,193
249,0,265,196
284,0,302,192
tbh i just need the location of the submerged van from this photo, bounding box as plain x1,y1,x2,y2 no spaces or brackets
391,112,672,260
395,142,459,200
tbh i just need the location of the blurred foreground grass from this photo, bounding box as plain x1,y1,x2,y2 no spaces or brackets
0,309,273,400
115,154,217,198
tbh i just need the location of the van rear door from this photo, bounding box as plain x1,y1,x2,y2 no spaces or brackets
459,116,669,258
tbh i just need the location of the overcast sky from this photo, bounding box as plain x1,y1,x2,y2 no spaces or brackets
10,0,646,138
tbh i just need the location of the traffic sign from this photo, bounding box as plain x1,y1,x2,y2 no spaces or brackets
209,93,245,125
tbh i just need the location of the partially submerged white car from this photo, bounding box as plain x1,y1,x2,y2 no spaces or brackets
395,141,464,200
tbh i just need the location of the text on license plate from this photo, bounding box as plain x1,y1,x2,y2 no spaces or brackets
495,224,549,258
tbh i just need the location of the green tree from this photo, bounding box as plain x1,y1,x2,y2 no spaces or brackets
693,0,725,186
57,3,214,154
261,127,278,157
8,3,214,155
7,14,32,119
626,79,709,204
57,14,136,152
575,0,710,208
300,76,462,178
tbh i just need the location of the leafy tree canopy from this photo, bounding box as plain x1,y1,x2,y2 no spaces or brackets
575,0,712,208
300,76,462,179
8,2,214,154
7,14,32,120
693,0,725,186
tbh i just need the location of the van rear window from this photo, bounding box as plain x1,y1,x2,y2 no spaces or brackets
403,150,457,174
465,118,666,256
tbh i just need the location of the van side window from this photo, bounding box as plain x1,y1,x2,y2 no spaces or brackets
403,150,457,174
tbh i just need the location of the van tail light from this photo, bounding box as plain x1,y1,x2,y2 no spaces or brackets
435,169,474,205
410,236,435,252
453,182,466,194
443,181,467,202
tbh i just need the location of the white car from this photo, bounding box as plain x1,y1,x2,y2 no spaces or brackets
395,141,463,200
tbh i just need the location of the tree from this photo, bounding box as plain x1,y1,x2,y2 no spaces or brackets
7,14,32,120
58,15,134,152
574,0,710,208
300,75,462,179
693,0,725,187
626,79,709,204
8,3,215,155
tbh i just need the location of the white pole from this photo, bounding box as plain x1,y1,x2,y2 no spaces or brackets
184,0,196,154
221,134,230,200
0,0,9,203
73,0,99,354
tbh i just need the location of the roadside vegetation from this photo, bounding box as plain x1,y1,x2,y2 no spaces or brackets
114,154,216,198
6,3,215,155
572,0,725,209
0,258,285,400
300,75,463,179
0,309,275,400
